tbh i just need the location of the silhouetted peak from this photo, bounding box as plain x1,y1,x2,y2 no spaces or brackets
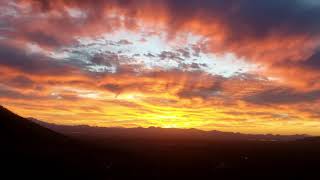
0,105,6,111
0,106,65,143
0,105,20,118
148,126,158,129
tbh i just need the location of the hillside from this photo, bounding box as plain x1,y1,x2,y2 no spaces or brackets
0,106,109,179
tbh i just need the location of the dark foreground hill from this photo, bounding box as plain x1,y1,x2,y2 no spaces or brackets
0,106,118,179
1,106,320,180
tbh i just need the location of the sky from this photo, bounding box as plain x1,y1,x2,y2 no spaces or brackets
1,0,320,135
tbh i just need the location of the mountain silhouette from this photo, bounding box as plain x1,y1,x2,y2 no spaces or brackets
29,117,308,142
1,105,320,180
0,106,109,179
0,105,65,143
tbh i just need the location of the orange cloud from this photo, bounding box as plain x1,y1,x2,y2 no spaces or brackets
0,0,319,135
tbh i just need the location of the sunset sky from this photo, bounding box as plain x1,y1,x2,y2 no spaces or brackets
1,0,320,135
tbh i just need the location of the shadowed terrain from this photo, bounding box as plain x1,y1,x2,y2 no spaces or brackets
29,117,309,142
1,105,320,179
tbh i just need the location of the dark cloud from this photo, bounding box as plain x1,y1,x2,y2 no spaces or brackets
24,31,65,48
164,0,320,38
190,63,201,69
89,52,138,72
178,62,207,70
5,76,35,88
20,0,320,46
302,51,320,70
144,53,155,58
102,83,122,94
244,88,320,105
10,0,320,68
0,42,78,75
158,51,183,61
177,80,223,99
91,54,114,67
225,111,298,120
177,48,190,58
0,85,82,101
117,39,133,45
0,85,49,100
0,86,33,100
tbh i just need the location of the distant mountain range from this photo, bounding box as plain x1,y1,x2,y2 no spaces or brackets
2,105,320,179
28,117,309,142
0,104,310,142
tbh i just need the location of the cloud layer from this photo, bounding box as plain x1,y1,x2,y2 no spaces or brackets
0,0,320,135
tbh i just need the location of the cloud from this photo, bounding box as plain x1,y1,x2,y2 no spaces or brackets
3,75,35,88
0,0,319,134
5,1,317,68
244,88,320,105
9,0,318,87
117,39,133,45
24,31,66,48
90,53,119,67
302,51,320,70
177,78,223,99
0,86,35,100
158,51,183,61
0,42,79,75
20,0,320,46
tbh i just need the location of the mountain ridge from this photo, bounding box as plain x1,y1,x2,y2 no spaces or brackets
28,116,309,141
0,105,311,141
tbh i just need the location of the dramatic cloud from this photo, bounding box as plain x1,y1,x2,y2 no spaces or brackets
0,42,81,75
302,51,320,69
0,0,319,135
244,88,320,105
